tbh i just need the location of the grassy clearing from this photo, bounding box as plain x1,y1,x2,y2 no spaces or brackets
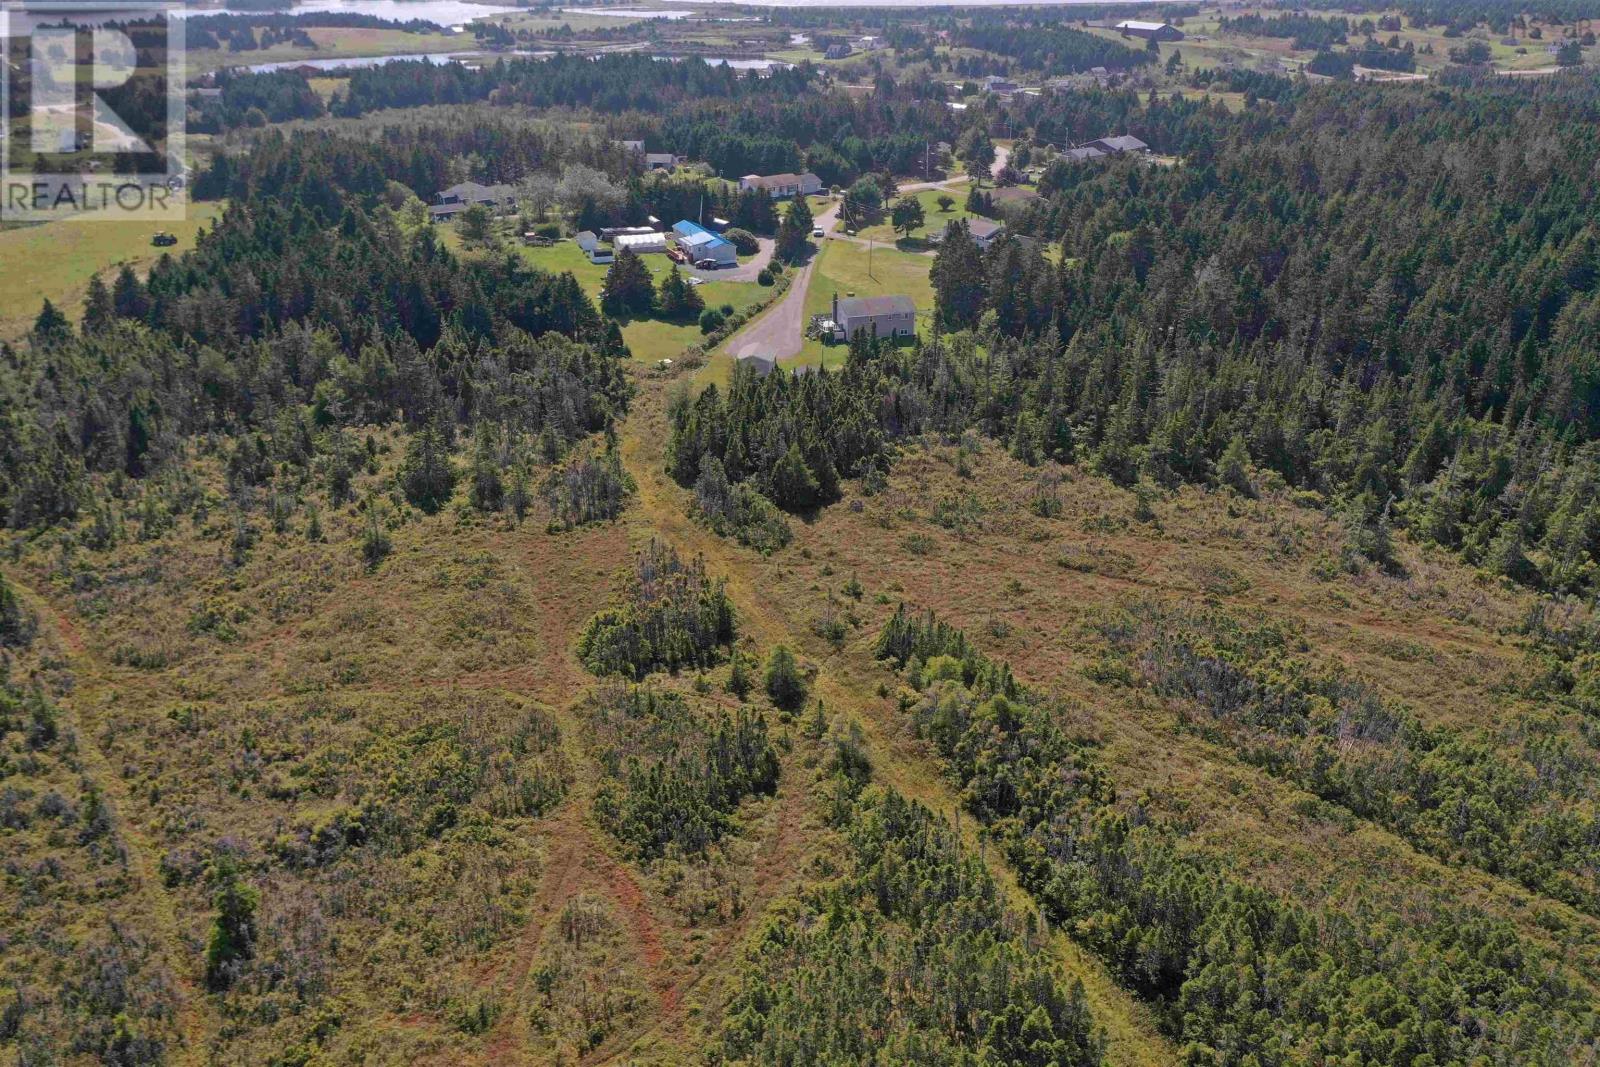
854,186,972,243
185,26,463,76
0,201,224,340
440,230,771,363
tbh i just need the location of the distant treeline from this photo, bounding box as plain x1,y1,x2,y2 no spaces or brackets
330,52,814,118
1217,11,1350,49
951,20,1154,72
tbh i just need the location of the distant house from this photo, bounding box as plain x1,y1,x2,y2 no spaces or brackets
575,231,613,264
856,35,881,50
1082,134,1150,155
824,42,852,59
645,152,682,171
1116,20,1184,41
1061,145,1108,163
966,218,1005,249
831,293,916,342
739,172,823,198
431,181,517,221
983,75,1020,94
673,219,738,267
620,139,646,153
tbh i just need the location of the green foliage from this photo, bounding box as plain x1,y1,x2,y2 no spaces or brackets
399,424,456,513
578,540,736,679
542,445,634,530
657,264,704,321
716,785,1105,1066
204,858,260,991
1095,598,1600,917
875,606,1600,1064
723,227,759,255
691,455,792,552
600,247,656,318
762,645,806,710
775,196,814,265
891,195,926,239
586,685,779,859
0,575,35,649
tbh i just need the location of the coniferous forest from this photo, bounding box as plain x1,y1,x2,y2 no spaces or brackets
9,9,1600,1064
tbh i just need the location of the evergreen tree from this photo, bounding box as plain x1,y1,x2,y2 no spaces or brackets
776,196,814,264
657,264,704,320
600,247,656,317
204,859,259,991
931,222,986,331
764,644,806,709
81,275,114,334
400,423,457,512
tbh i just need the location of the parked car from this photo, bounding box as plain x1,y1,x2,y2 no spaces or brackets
696,258,724,270
812,226,825,238
151,232,177,247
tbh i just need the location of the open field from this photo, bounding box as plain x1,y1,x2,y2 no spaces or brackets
185,26,464,76
0,201,224,341
853,186,973,243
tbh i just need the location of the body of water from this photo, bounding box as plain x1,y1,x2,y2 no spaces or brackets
244,46,549,70
176,0,521,23
561,6,699,18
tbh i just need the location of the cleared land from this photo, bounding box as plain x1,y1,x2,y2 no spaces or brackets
0,202,224,340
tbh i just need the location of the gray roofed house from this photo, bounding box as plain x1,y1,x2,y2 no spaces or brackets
433,181,518,220
833,293,916,342
1083,134,1149,155
645,152,682,170
965,218,1005,248
1062,145,1108,163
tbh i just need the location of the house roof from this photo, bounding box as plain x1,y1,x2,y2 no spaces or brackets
1089,134,1149,153
1063,146,1107,162
836,295,915,320
680,230,733,251
439,181,515,203
428,202,468,218
645,153,678,166
673,219,713,238
966,218,1003,238
741,172,820,190
1117,20,1172,31
575,230,599,248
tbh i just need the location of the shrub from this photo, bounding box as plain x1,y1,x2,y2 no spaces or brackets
724,227,759,255
757,269,774,287
700,308,726,334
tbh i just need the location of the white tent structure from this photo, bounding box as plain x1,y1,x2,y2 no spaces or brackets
614,232,668,254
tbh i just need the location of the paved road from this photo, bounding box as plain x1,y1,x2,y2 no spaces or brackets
725,199,841,363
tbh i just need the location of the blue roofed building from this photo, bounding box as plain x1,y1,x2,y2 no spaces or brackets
672,220,738,267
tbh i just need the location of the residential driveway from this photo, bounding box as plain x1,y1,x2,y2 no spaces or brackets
724,201,840,363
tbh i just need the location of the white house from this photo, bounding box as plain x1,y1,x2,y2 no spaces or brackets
739,172,823,198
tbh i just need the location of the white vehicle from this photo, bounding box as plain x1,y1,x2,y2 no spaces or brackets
812,226,825,238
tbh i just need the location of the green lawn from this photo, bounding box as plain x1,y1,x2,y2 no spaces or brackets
443,231,772,363
856,188,971,244
185,27,463,77
795,238,935,371
0,201,225,340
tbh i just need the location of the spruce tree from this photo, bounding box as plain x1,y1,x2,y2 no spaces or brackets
776,196,814,264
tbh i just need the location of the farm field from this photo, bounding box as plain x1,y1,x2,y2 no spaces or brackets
0,202,224,341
